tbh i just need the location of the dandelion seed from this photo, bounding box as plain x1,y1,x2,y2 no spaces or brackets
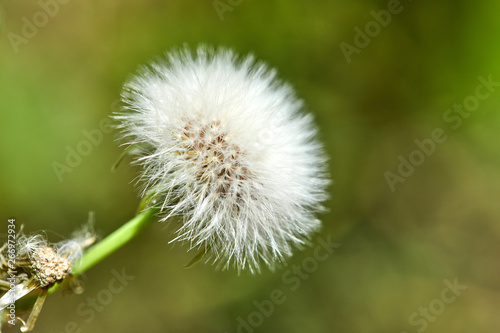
115,46,330,272
17,234,47,258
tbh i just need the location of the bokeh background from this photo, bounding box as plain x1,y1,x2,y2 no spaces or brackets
1,0,500,332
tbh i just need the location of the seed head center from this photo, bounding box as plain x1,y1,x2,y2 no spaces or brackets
177,118,248,196
30,246,71,287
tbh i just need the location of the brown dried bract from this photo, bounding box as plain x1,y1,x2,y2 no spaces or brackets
29,247,71,288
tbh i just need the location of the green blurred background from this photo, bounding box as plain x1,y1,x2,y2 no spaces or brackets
1,0,500,332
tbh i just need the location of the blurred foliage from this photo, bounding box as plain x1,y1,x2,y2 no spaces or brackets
1,0,500,332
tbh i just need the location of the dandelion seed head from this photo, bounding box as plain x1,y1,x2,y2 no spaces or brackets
115,46,330,272
29,246,71,287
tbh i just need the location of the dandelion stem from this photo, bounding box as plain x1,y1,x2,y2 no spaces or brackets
71,207,158,276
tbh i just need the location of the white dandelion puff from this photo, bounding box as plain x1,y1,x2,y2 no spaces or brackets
115,46,330,272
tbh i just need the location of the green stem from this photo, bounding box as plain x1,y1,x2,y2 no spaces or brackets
72,207,158,276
